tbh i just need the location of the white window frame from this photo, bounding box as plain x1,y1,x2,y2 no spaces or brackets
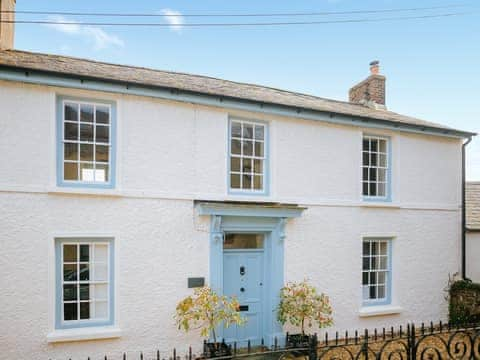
55,238,114,329
362,238,392,306
362,135,390,200
228,118,268,194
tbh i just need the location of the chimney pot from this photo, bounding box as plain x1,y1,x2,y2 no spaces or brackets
0,0,16,50
370,60,380,75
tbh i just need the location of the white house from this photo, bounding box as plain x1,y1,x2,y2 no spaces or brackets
0,2,476,359
466,182,480,282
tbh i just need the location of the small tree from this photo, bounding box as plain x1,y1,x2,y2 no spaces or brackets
175,286,245,343
277,280,333,335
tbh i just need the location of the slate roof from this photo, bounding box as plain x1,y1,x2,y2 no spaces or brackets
467,182,480,231
0,49,475,137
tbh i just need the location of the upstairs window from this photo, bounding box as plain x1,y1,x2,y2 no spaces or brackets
362,238,392,305
362,135,389,199
58,97,116,188
229,119,267,193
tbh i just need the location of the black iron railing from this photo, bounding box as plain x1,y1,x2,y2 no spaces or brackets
58,321,480,360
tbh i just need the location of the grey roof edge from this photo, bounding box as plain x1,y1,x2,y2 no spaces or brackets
0,50,476,139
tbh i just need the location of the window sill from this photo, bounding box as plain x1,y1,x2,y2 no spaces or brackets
360,201,400,209
48,187,122,197
359,305,403,317
47,326,122,343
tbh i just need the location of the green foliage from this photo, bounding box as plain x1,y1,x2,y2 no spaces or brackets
277,280,333,335
448,279,480,325
175,286,245,343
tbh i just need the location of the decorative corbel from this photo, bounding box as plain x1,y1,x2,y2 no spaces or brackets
278,217,287,242
212,215,223,243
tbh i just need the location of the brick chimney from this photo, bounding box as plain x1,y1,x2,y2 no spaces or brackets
349,60,386,110
0,0,15,50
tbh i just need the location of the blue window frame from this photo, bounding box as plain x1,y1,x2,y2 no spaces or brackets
55,238,115,329
228,118,269,195
362,238,392,306
56,96,116,189
362,135,392,202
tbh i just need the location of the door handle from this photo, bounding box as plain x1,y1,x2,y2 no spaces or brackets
240,287,245,292
240,266,245,276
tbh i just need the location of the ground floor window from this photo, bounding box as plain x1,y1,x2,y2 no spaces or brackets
55,238,114,328
362,238,392,305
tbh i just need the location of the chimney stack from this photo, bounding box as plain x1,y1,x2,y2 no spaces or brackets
349,60,386,110
0,0,15,50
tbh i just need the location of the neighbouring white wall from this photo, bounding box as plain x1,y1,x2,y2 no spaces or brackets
0,80,464,359
467,232,480,282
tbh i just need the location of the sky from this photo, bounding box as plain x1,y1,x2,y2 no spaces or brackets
12,0,480,180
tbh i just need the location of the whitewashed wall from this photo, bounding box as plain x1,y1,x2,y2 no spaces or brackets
467,232,480,282
0,80,463,359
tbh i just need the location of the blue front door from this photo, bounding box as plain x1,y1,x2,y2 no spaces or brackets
223,233,265,346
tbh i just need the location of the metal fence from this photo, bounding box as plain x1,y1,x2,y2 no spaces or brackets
60,321,480,360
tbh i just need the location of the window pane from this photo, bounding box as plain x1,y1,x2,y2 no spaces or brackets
95,164,109,182
64,245,77,262
80,302,90,319
362,272,368,285
377,285,385,299
80,163,95,181
96,125,109,144
80,284,90,300
96,106,110,124
63,285,77,301
230,157,240,172
64,143,78,161
243,174,252,189
64,123,78,141
378,168,386,182
242,158,252,173
80,245,89,262
79,264,89,281
378,271,386,284
231,122,241,137
253,175,263,190
224,234,264,249
369,182,376,196
95,145,109,163
369,168,377,181
380,256,387,269
254,141,264,157
94,284,108,300
362,257,369,270
80,104,94,123
243,141,253,156
378,183,386,196
369,272,377,285
379,140,387,153
254,159,263,174
255,125,264,140
362,139,369,151
64,103,78,121
362,182,369,196
80,144,94,162
94,301,108,319
362,168,368,182
362,242,370,256
64,303,77,321
371,242,378,255
94,263,108,282
80,124,94,142
243,124,253,139
370,153,378,166
369,285,376,299
379,154,387,167
371,140,378,152
94,244,108,263
380,242,387,255
64,264,77,281
231,139,241,155
231,174,240,189
64,162,78,180
362,152,369,166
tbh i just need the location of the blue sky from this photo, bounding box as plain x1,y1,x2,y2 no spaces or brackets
13,0,480,180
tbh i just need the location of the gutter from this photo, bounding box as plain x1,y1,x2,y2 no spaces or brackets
462,136,473,279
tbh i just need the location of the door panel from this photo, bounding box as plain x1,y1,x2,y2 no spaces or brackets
223,249,264,345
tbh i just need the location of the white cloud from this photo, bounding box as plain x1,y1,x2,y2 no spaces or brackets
45,16,124,50
160,9,184,33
